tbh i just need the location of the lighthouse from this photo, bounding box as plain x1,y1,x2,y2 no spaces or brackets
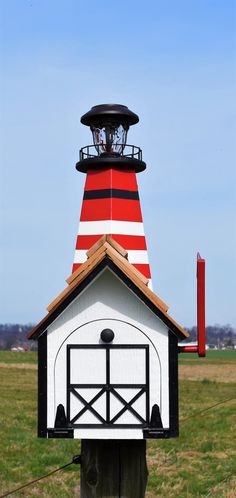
72,104,152,287
27,102,206,497
28,103,191,440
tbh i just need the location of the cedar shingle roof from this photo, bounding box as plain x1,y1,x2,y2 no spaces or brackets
28,235,188,340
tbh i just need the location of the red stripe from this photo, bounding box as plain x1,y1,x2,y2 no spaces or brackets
85,168,138,191
76,234,103,249
72,263,82,273
110,234,147,250
76,234,147,250
80,199,142,222
76,234,147,251
132,264,151,279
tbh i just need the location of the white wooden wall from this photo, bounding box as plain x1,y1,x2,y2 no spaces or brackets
47,268,170,439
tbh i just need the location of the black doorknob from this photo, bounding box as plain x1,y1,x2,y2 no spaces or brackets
100,329,115,343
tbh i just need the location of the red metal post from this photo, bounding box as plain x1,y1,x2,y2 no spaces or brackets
180,345,198,353
197,253,206,357
179,253,206,356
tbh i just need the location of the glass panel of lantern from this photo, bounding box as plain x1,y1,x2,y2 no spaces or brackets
91,122,128,155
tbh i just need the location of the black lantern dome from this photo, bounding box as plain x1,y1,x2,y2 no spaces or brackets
76,103,146,173
81,104,139,127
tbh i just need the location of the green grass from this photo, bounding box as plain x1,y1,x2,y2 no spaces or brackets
179,349,236,365
179,349,236,360
146,378,236,497
206,349,236,359
0,352,235,497
0,350,37,364
0,364,80,497
1,349,234,364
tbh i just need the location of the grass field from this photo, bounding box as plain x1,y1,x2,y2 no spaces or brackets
0,351,235,497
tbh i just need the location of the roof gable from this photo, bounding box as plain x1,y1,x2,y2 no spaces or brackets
28,236,188,340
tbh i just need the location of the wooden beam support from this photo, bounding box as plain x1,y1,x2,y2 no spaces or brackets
80,439,148,498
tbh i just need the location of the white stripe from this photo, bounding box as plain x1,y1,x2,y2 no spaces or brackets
74,248,153,289
78,220,145,236
127,250,149,264
74,250,88,263
148,280,153,290
74,249,150,265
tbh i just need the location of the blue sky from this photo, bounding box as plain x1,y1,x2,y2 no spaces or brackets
0,0,235,326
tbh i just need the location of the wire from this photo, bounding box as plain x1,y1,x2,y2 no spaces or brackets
1,396,235,497
204,473,235,497
180,396,236,423
180,397,236,497
0,455,81,498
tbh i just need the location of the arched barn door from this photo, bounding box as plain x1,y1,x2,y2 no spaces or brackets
67,343,149,428
53,319,161,434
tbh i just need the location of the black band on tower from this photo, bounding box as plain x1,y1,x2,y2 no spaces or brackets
83,189,139,200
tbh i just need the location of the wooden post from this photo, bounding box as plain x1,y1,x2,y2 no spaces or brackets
80,439,148,498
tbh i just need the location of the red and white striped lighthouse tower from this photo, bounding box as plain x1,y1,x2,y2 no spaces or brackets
72,104,152,288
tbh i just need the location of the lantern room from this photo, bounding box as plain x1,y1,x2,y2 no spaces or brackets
81,103,138,156
76,104,146,173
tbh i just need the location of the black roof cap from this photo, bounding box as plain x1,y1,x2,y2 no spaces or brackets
81,104,139,127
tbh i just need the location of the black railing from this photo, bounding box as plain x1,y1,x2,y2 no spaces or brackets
79,144,143,161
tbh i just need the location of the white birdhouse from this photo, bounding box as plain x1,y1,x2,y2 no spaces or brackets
28,236,188,440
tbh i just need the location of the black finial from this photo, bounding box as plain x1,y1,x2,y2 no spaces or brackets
55,404,68,428
150,404,163,428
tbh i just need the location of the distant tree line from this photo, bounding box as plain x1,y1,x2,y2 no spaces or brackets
0,323,235,350
184,324,236,348
0,324,36,350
